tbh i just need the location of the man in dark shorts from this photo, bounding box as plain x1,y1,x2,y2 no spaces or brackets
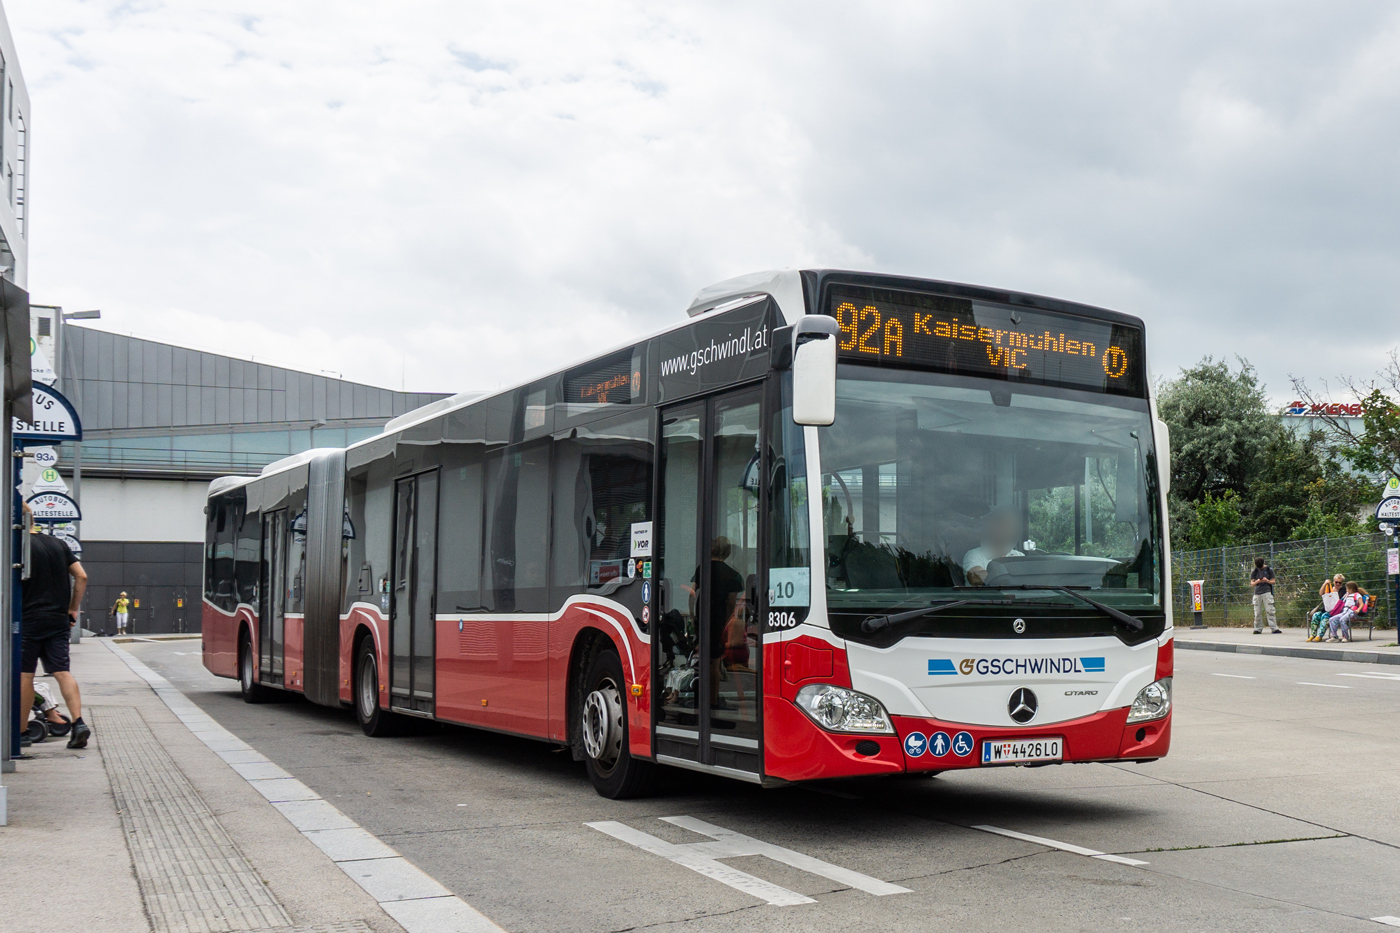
21,514,91,748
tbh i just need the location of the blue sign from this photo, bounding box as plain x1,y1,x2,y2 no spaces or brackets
903,732,927,757
641,580,651,604
929,731,951,757
951,731,975,757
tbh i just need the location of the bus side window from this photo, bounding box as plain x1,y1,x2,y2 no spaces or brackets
483,439,551,612
438,445,484,613
549,411,653,614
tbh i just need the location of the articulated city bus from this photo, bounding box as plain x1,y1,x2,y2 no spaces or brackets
202,269,1173,798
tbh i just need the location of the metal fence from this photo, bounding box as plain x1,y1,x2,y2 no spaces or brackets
1171,533,1395,629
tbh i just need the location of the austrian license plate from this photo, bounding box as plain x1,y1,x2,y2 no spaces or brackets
981,737,1063,765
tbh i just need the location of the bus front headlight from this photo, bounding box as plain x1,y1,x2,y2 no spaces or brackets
1126,677,1172,723
795,684,895,734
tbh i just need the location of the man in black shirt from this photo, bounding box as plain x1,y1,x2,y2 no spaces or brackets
1251,556,1281,635
21,515,91,748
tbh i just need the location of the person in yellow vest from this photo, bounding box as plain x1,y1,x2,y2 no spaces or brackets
111,591,131,635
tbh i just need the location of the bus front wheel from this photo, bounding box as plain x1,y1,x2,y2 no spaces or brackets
580,648,655,799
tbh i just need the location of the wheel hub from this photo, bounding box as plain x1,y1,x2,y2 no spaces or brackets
582,681,623,767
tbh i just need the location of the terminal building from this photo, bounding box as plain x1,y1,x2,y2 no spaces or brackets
55,326,447,634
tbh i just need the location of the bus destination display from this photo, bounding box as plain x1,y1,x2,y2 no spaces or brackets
827,285,1145,396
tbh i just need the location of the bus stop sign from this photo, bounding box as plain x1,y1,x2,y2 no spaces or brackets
27,491,82,523
1376,497,1400,522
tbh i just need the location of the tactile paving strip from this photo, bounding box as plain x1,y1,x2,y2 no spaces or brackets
91,705,293,933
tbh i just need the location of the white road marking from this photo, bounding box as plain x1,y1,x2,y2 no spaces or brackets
1338,672,1400,681
106,641,506,933
972,825,1149,867
1373,917,1400,927
1210,673,1256,679
1298,682,1352,688
586,815,910,906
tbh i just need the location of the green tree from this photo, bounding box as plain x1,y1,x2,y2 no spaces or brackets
1187,491,1241,548
1162,357,1372,549
1157,357,1275,505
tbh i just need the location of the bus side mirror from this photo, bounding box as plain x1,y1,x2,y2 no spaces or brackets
791,315,839,426
1153,417,1171,496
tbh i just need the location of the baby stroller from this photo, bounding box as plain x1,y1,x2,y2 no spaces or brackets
24,681,72,744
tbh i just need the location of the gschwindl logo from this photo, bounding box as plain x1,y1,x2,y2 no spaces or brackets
928,656,1106,676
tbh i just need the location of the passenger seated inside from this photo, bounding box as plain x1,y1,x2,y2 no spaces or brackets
962,507,1025,586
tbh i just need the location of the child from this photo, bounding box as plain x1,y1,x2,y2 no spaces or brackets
1326,582,1367,643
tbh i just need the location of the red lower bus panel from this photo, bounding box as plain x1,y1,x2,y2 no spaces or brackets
338,605,388,706
763,695,905,781
202,600,240,679
1118,710,1172,759
892,707,1172,772
283,615,304,693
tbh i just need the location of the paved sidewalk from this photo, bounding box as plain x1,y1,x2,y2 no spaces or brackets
1176,624,1400,664
1,640,405,933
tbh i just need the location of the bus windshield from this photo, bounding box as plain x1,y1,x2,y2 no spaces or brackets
817,365,1162,630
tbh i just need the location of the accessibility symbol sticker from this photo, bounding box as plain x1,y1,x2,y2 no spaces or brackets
928,731,951,757
903,732,927,757
951,731,975,757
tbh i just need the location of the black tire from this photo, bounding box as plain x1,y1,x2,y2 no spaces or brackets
25,718,47,743
239,630,274,704
580,648,656,799
355,637,399,737
46,714,72,738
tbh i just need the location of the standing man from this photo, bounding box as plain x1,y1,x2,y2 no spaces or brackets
20,511,92,749
110,591,131,636
1251,556,1281,635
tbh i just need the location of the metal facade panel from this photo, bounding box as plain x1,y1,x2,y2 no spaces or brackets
157,383,173,424
143,342,158,387
258,388,271,422
141,383,158,426
229,384,244,423
111,381,129,429
215,355,230,388
127,337,143,383
311,375,327,421
214,385,230,423
285,373,300,419
97,331,115,383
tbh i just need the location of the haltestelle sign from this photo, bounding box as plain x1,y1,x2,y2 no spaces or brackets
1283,400,1363,418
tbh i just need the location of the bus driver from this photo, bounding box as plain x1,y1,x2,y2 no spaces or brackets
963,506,1024,586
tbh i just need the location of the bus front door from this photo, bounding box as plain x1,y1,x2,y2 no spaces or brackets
390,471,438,715
655,386,763,777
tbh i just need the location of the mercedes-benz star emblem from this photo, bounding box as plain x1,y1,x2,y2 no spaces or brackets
1012,618,1026,634
1008,688,1038,724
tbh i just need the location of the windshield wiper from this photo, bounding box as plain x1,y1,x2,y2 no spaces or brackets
996,585,1145,633
862,598,1013,634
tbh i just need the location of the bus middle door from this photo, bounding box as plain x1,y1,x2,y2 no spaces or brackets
390,471,439,715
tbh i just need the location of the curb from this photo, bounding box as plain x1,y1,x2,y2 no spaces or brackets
1177,640,1400,665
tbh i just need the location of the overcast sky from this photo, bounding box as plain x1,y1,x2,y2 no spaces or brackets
9,1,1400,401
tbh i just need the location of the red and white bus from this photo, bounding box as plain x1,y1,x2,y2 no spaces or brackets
202,269,1173,798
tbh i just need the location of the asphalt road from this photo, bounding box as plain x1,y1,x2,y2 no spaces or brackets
127,641,1400,933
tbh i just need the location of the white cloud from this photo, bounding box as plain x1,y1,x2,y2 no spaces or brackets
9,1,1400,402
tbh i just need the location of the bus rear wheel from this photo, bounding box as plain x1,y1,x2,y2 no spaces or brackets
239,630,273,703
355,638,398,737
580,648,655,799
